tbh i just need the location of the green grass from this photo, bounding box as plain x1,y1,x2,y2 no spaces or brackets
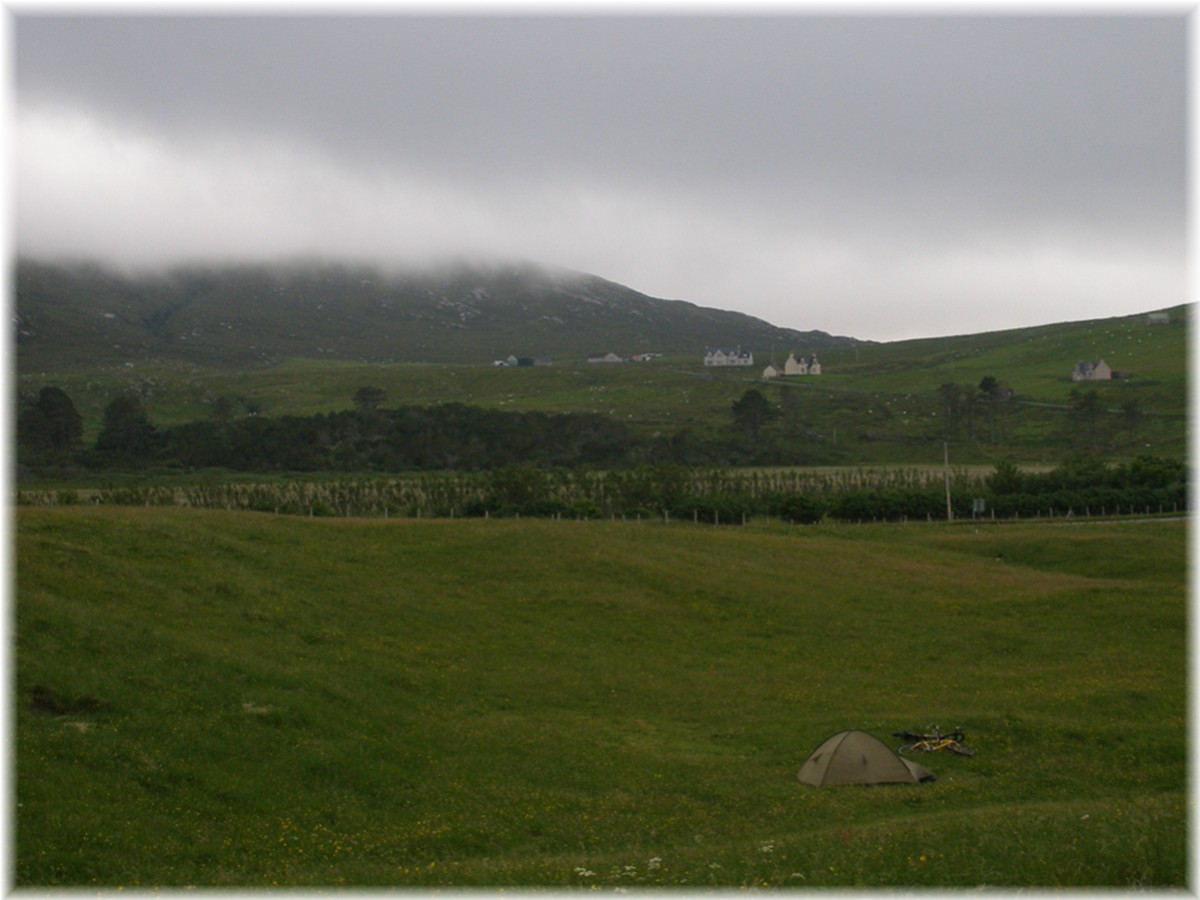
17,306,1188,466
15,507,1187,887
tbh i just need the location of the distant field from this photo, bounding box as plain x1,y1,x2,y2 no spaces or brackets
16,307,1189,466
16,507,1186,887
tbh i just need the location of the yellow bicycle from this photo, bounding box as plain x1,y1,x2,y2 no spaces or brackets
893,725,976,756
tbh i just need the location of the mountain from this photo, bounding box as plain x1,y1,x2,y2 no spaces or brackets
14,257,862,370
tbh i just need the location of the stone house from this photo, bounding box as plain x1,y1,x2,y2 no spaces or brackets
1072,359,1112,382
704,346,754,366
783,352,822,376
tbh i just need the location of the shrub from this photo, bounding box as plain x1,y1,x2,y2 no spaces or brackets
763,491,826,524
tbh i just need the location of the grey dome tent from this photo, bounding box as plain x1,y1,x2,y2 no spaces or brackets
798,730,936,786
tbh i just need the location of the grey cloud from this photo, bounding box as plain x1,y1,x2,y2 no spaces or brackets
13,12,1188,340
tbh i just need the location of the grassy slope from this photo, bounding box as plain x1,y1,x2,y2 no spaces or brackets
16,507,1186,887
15,258,841,370
16,306,1188,465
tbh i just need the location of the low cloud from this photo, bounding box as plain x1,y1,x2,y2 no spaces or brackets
14,2,1188,346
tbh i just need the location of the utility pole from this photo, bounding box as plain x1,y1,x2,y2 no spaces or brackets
943,441,953,521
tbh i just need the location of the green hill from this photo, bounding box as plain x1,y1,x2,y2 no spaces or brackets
16,507,1187,887
15,257,855,369
14,258,1188,467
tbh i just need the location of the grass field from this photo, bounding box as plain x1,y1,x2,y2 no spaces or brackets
16,307,1189,466
15,507,1187,887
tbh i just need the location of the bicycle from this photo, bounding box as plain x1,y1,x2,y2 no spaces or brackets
893,725,976,756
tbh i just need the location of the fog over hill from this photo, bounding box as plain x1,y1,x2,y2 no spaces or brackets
15,257,863,370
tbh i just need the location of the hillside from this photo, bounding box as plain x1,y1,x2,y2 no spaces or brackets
15,257,858,369
16,508,1187,886
14,258,1188,467
15,309,1188,469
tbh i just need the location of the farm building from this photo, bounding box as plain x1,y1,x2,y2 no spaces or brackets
588,352,623,364
704,346,754,367
1072,359,1112,382
784,352,822,376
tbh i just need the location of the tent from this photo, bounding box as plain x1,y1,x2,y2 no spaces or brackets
797,730,936,786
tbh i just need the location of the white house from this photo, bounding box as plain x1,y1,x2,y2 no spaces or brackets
704,346,754,367
783,352,822,376
762,363,780,380
1072,359,1112,382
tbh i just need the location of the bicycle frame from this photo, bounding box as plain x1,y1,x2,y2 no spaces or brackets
893,725,975,756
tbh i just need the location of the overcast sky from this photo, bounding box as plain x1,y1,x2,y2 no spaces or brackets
12,9,1189,341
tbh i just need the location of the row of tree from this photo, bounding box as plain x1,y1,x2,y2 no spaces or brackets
15,383,1171,476
18,386,837,473
17,454,1187,524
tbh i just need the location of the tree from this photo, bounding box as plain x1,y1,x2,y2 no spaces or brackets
979,376,1001,443
987,459,1025,494
732,389,776,440
1068,389,1104,451
353,386,388,413
18,386,83,457
778,387,802,436
213,395,236,432
960,386,979,440
95,394,159,462
937,382,961,439
1121,398,1144,447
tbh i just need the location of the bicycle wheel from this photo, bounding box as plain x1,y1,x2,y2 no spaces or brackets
898,743,918,755
948,742,975,756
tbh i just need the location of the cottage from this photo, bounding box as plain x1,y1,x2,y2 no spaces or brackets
1072,359,1112,382
762,363,780,380
704,346,754,367
783,352,822,376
